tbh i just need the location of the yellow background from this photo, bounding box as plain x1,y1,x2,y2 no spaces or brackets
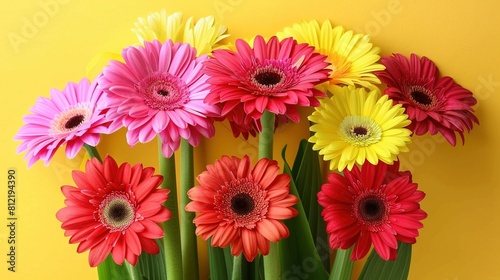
1,0,498,279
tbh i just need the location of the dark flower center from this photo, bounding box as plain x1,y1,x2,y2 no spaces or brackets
255,71,282,86
158,89,170,96
231,193,255,215
214,178,269,228
353,126,368,136
136,72,190,111
410,90,433,106
108,203,128,222
99,192,135,231
358,196,386,222
64,114,85,129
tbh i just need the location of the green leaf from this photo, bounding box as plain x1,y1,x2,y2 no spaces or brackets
207,244,263,280
358,242,412,280
208,241,231,280
136,239,166,280
223,247,235,280
96,239,166,280
231,254,265,280
245,255,264,280
291,139,330,270
97,255,141,280
278,145,329,280
329,247,354,280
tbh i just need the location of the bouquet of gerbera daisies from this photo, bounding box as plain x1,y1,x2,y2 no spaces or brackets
15,9,478,280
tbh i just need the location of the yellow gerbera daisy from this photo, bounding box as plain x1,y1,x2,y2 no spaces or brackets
132,9,230,56
308,86,412,171
132,10,184,44
278,20,385,93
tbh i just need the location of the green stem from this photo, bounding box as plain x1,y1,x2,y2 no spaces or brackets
259,111,280,280
207,242,231,280
83,144,102,162
329,247,354,280
180,139,199,280
231,254,243,280
158,138,183,280
124,261,142,280
258,111,275,159
97,256,142,280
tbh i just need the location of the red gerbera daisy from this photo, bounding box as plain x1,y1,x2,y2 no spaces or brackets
376,53,479,146
223,104,292,139
317,161,427,261
56,156,171,267
203,35,330,138
217,102,259,139
185,155,298,261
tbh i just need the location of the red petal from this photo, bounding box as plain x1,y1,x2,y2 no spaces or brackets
124,229,142,256
139,220,165,239
103,156,119,183
371,232,392,260
88,238,112,267
256,219,280,242
257,233,270,256
139,237,159,255
351,232,371,261
134,176,163,203
242,229,258,262
111,236,126,265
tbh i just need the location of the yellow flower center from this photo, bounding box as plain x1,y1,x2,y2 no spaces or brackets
339,115,382,146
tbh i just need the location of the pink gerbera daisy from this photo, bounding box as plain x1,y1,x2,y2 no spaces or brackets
203,35,330,137
99,40,220,157
317,161,427,261
56,156,171,267
185,155,298,261
15,78,110,167
376,53,479,146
